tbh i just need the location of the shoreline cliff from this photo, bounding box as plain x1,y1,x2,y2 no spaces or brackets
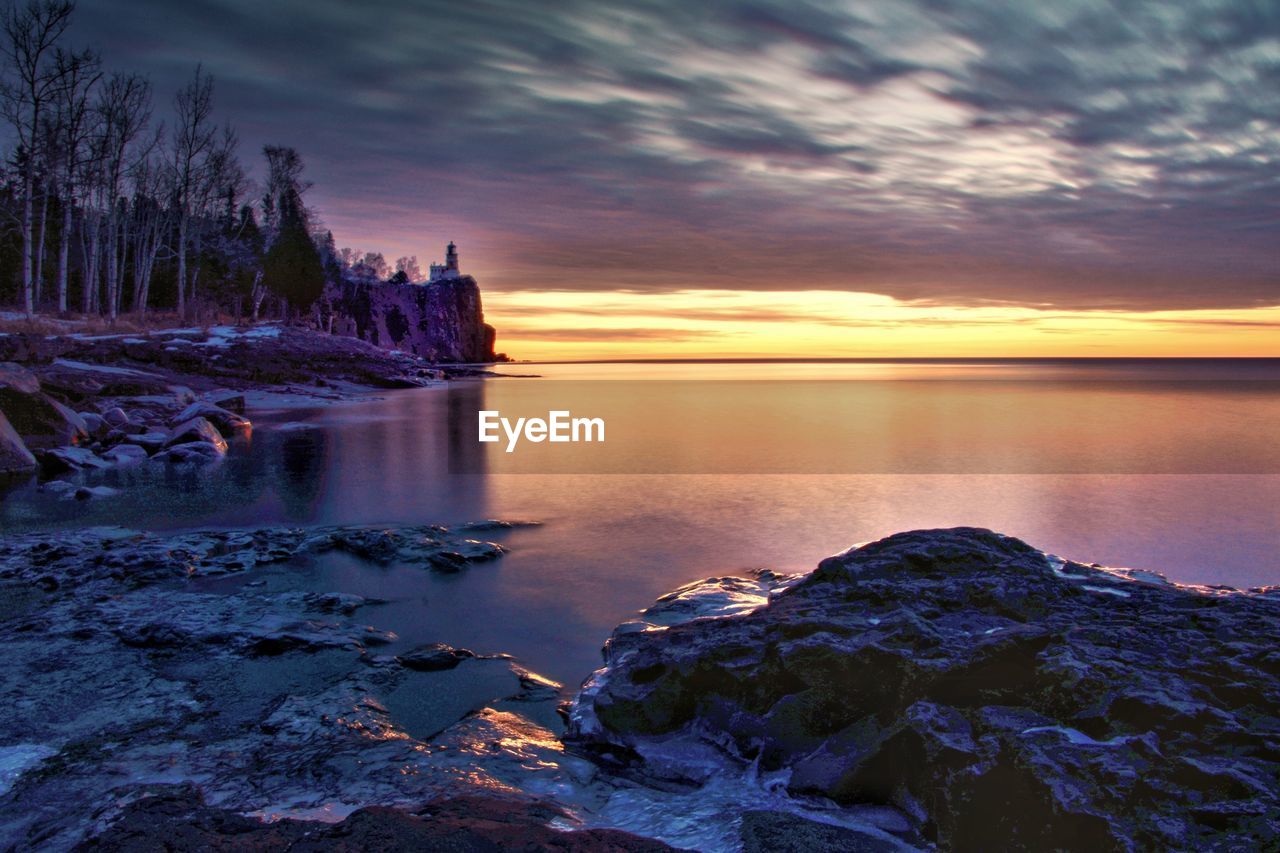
324,275,498,364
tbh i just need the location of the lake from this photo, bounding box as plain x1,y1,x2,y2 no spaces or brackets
3,359,1278,688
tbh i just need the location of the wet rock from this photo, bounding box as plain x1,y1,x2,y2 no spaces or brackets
0,410,36,474
80,789,674,851
568,528,1280,851
303,592,370,615
207,390,245,414
163,417,228,454
152,441,225,465
0,523,516,592
38,445,109,474
169,402,249,437
397,642,476,672
102,443,149,466
73,485,119,501
459,519,543,532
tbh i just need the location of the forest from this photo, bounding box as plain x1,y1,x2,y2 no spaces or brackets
0,0,412,325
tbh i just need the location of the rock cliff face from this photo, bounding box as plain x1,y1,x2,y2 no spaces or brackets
326,276,496,363
567,528,1280,851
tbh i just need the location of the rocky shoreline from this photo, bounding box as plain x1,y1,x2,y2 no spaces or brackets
0,322,495,487
567,528,1280,850
2,523,1276,850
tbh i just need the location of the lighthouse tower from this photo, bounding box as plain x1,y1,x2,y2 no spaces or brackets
428,242,462,282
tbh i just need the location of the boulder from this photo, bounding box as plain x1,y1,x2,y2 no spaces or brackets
124,431,169,453
397,642,476,672
164,417,228,454
79,411,109,439
208,390,246,414
0,361,40,395
38,445,108,474
568,528,1280,850
101,407,131,427
36,368,103,403
73,485,119,501
0,410,36,474
169,402,250,436
1,391,89,450
103,443,149,466
153,441,225,465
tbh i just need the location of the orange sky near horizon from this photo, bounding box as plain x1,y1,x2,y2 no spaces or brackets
483,289,1280,361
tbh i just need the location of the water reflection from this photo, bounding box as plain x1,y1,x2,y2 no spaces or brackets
2,363,1278,685
275,430,330,518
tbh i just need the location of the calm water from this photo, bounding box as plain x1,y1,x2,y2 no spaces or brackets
3,360,1278,687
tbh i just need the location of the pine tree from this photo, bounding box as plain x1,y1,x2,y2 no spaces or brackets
262,188,323,320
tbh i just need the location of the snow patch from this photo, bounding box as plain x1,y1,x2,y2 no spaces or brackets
1082,585,1131,598
52,358,162,377
1021,726,1132,747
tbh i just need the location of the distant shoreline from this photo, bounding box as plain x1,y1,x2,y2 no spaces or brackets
515,355,1280,365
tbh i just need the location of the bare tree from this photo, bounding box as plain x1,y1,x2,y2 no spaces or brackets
128,152,167,313
91,72,152,319
0,0,75,317
170,64,215,319
186,122,242,310
47,43,99,312
395,255,422,282
260,144,309,238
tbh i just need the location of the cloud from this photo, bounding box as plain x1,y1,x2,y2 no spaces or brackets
500,326,728,342
66,0,1280,311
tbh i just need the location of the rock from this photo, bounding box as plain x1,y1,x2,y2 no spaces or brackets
152,441,225,465
81,790,674,851
102,444,149,466
303,592,370,615
0,410,36,474
79,411,108,439
0,389,88,450
35,367,103,402
169,402,249,436
163,417,228,454
207,390,245,414
324,275,496,363
124,431,168,453
73,485,119,501
459,519,543,531
568,528,1280,851
397,642,476,672
101,407,131,427
37,445,108,474
739,811,904,852
0,361,40,395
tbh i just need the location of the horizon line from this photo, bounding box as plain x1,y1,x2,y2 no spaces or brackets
512,356,1280,365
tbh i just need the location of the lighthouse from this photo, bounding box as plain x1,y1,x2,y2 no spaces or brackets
428,242,462,282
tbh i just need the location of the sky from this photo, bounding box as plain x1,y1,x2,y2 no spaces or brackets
73,0,1280,358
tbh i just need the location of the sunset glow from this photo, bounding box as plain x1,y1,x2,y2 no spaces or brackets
489,289,1280,361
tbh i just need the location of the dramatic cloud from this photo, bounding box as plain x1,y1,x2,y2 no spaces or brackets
71,0,1280,310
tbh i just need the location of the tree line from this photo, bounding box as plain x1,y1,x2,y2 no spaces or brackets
0,0,378,324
